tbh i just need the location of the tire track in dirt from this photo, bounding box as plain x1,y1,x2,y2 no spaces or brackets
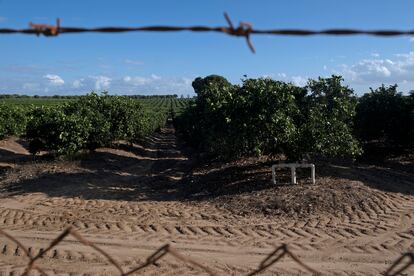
0,126,413,275
0,195,413,251
0,231,408,276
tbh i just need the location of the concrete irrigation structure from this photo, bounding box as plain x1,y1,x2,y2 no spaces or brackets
272,163,315,185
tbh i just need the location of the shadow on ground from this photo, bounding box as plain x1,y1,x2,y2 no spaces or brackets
0,130,192,201
0,129,413,204
0,148,35,164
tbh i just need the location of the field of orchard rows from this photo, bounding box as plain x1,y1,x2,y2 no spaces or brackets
0,94,189,155
0,75,413,160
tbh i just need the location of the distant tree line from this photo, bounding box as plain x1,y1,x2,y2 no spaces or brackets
1,77,413,160
0,94,182,99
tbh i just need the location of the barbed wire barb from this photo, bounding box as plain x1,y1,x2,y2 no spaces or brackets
1,13,413,53
29,18,60,36
223,12,255,53
385,252,414,276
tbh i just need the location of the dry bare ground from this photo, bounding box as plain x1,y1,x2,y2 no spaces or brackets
0,126,413,275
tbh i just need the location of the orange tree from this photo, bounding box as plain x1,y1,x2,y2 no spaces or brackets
355,85,414,147
176,75,361,161
26,93,167,156
0,104,30,140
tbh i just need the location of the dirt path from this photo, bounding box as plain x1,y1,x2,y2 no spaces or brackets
0,128,413,275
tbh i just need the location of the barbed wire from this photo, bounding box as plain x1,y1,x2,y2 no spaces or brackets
384,252,414,276
0,227,413,275
0,13,413,53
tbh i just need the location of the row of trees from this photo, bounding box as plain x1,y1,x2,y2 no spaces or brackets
175,75,413,161
0,94,185,99
355,84,414,147
0,94,78,99
0,104,28,140
1,77,413,160
0,93,167,156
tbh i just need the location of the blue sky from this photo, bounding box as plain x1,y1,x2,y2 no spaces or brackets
0,0,414,96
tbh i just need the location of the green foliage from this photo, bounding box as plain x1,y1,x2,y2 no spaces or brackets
25,93,167,156
0,95,190,116
355,85,414,146
137,110,168,139
297,76,362,159
0,104,30,139
26,106,91,155
176,75,362,160
229,78,301,158
2,79,411,161
65,93,145,150
175,75,237,156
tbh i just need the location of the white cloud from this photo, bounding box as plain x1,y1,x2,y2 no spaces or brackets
182,77,192,86
43,74,65,86
121,75,193,94
123,76,151,86
335,51,414,84
291,76,308,86
2,73,194,95
151,74,161,80
260,73,309,86
22,83,39,90
93,76,111,90
123,74,162,86
371,52,380,57
72,79,84,88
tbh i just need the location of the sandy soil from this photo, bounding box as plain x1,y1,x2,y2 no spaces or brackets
0,127,413,275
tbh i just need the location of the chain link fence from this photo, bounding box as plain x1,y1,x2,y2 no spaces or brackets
0,226,412,275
